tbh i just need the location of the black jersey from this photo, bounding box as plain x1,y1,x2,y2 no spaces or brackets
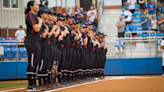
41,23,50,42
57,27,64,45
50,28,59,42
26,12,43,40
86,32,93,48
62,25,71,44
75,31,81,46
70,31,76,43
80,32,87,46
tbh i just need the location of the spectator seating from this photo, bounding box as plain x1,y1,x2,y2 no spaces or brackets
0,38,27,60
20,47,28,58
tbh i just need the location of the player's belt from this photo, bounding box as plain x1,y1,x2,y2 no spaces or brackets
91,48,95,51
65,43,70,46
86,49,89,51
51,40,56,43
96,49,99,51
58,45,64,47
35,34,41,36
45,41,50,44
71,43,76,46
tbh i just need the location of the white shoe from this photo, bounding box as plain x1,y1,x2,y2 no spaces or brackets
162,74,164,77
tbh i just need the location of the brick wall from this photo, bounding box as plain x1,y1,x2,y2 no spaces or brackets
0,29,27,38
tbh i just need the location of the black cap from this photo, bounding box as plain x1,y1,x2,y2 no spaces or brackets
76,20,80,23
57,17,65,21
57,13,62,17
53,12,58,16
72,20,78,25
45,9,51,14
66,15,74,19
47,10,53,14
103,34,107,37
96,31,102,35
37,9,49,17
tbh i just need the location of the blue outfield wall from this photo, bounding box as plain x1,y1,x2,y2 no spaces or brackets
104,57,163,76
0,57,163,80
0,61,28,80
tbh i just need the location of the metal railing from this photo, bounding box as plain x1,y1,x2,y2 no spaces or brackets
124,31,156,38
105,36,163,58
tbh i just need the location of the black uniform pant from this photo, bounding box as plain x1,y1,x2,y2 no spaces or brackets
70,45,77,71
58,45,66,72
25,38,41,74
75,46,81,71
47,42,52,72
50,41,58,66
25,36,41,86
80,47,86,70
64,45,72,71
38,42,49,76
85,49,90,70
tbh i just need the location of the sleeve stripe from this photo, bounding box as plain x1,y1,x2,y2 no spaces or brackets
29,12,35,25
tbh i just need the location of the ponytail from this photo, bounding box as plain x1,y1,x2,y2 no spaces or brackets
25,1,35,14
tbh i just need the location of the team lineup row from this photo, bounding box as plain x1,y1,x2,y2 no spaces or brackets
24,1,107,91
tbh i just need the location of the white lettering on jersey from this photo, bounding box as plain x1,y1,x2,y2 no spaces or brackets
81,38,83,45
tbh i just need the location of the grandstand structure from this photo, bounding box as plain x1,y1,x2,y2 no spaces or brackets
99,2,164,59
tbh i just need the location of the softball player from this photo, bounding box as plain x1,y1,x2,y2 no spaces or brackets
80,24,88,81
70,21,79,83
25,1,43,91
54,17,66,85
62,15,73,85
74,22,82,83
44,11,54,88
48,13,61,87
36,9,50,90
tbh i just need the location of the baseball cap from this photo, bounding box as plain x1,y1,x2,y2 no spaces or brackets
53,12,58,16
57,17,65,21
37,9,50,17
72,20,78,25
47,10,53,14
66,15,74,19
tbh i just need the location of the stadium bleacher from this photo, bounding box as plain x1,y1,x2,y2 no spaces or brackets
115,1,164,50
0,38,27,61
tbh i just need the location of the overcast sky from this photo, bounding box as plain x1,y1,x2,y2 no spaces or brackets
24,0,122,8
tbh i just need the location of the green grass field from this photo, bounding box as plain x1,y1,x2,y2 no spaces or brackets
0,82,28,89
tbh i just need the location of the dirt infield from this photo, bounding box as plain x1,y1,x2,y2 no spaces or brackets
1,75,164,92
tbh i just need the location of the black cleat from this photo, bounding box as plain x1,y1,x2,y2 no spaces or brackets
61,82,69,87
27,85,41,92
